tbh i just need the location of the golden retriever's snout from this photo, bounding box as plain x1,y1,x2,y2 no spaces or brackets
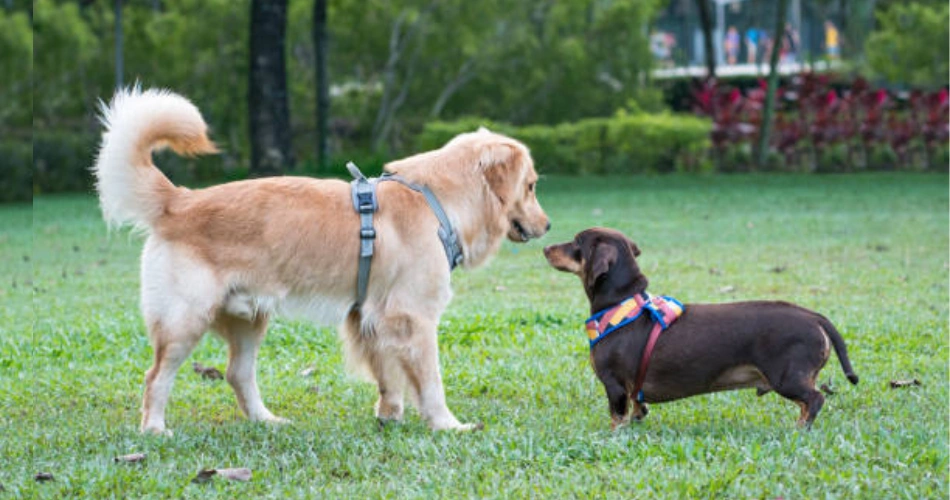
509,216,550,242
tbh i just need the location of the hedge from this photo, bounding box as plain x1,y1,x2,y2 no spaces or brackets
24,131,242,202
416,112,712,175
32,131,99,196
0,139,32,202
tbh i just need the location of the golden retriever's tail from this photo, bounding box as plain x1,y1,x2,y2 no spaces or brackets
92,86,217,231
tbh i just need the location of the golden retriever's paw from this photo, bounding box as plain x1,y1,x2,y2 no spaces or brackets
434,421,484,432
261,415,291,426
141,425,173,437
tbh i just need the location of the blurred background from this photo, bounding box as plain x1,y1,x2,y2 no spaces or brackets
8,0,949,202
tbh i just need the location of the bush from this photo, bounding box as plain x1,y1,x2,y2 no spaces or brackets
32,131,237,197
33,132,99,195
417,113,711,175
866,2,949,89
0,139,32,202
867,144,899,171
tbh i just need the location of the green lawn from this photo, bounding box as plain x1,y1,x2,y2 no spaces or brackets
5,174,948,498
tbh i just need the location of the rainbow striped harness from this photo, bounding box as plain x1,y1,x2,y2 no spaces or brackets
585,292,685,403
585,293,684,349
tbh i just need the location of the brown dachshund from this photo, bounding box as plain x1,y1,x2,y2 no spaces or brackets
544,227,858,430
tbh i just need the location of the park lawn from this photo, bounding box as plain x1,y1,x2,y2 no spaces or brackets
3,173,948,498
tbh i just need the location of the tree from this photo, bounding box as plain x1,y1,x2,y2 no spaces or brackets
312,0,329,170
866,2,949,88
755,0,788,169
0,6,33,129
249,0,293,176
114,0,123,88
695,0,715,77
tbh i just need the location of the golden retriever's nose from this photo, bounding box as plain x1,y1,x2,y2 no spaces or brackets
545,221,551,232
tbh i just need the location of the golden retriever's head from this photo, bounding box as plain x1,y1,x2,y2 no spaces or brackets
383,128,550,266
458,128,550,243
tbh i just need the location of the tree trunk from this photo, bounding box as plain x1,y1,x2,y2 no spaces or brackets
312,0,329,171
429,58,476,118
114,0,123,89
249,0,294,177
755,0,789,169
371,12,408,152
695,0,715,78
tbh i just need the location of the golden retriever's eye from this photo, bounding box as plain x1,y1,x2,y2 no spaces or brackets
528,182,536,193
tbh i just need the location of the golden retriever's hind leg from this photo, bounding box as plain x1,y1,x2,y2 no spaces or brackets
141,321,203,435
215,313,287,425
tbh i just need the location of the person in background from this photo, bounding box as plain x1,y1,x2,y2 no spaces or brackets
824,20,840,59
781,22,799,63
650,28,671,65
745,28,759,64
760,30,773,63
725,26,740,65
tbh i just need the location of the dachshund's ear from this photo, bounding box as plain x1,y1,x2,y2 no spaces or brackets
629,240,641,257
586,242,617,289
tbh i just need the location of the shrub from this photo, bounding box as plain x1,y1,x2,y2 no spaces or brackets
689,74,950,172
32,131,236,197
32,131,98,195
0,139,32,202
417,113,711,175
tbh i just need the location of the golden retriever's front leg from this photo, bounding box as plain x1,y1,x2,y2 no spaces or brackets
371,353,407,427
399,318,481,432
215,313,288,425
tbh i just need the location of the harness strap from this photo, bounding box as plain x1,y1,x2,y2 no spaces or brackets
347,162,463,309
380,174,463,270
634,323,663,403
633,297,682,403
348,162,378,308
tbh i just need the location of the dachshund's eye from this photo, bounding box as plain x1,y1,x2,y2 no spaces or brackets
572,247,582,260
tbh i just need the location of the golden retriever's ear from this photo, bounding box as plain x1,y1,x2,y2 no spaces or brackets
479,142,515,169
481,143,520,206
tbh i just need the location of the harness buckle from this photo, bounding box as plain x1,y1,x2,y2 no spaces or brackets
360,227,376,239
358,202,375,213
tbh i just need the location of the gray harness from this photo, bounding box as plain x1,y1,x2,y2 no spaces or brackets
347,161,463,309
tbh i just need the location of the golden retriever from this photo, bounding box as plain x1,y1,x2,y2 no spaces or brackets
93,88,549,434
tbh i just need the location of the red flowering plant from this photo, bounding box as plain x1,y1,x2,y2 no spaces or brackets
690,72,948,172
690,78,758,170
918,88,949,167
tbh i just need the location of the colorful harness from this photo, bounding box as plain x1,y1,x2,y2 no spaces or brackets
585,292,685,403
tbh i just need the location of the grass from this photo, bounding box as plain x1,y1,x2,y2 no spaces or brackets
4,173,948,498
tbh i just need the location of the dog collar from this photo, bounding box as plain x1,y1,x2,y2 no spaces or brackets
585,292,684,349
